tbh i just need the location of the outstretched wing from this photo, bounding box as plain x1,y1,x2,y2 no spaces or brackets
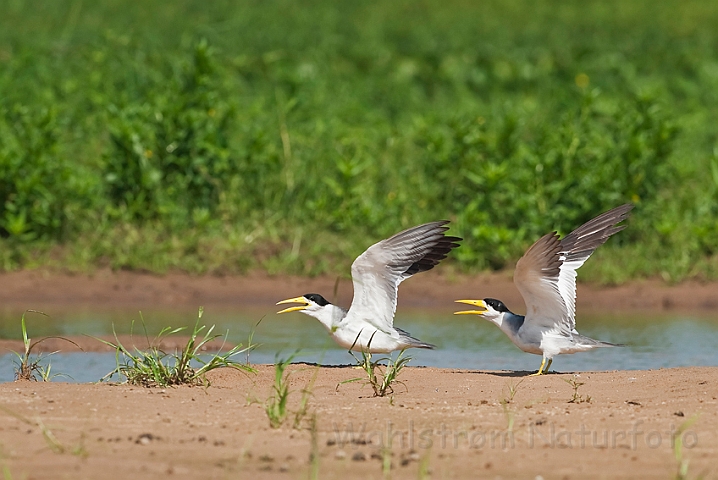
349,221,461,333
514,231,566,331
514,204,633,334
555,204,634,331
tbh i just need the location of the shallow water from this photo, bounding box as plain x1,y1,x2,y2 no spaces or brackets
1,305,717,382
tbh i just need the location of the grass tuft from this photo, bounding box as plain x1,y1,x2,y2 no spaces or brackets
264,352,320,429
98,307,255,387
340,335,412,397
265,352,296,428
11,310,79,382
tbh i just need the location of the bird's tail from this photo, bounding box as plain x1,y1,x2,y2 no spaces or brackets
396,328,436,350
575,334,624,348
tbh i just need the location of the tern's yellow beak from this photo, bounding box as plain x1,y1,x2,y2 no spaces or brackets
276,296,310,314
454,299,488,315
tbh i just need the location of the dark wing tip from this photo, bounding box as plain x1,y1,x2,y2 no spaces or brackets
401,230,461,277
560,204,634,255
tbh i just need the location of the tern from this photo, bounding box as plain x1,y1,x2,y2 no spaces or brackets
276,221,461,353
455,204,633,375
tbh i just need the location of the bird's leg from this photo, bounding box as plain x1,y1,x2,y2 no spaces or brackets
545,358,553,373
529,358,547,376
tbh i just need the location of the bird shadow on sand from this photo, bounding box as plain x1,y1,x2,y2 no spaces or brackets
291,361,432,369
291,362,356,369
468,370,572,377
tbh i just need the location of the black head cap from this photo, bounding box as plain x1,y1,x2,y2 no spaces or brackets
303,293,330,306
484,298,509,313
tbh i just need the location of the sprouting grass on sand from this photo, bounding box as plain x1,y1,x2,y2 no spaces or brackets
264,351,319,429
98,307,255,387
11,310,80,382
340,346,413,398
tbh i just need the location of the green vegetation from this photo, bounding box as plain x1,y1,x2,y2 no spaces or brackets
565,376,592,404
264,351,317,429
12,310,78,381
341,348,412,397
308,414,320,480
2,1,718,281
265,352,294,428
382,428,393,479
417,451,432,480
502,378,524,404
293,364,319,429
673,415,702,480
99,307,255,386
499,379,524,433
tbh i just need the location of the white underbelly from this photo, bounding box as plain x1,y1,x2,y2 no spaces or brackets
515,325,579,357
331,323,402,354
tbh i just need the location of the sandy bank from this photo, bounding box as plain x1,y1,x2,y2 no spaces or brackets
0,365,716,479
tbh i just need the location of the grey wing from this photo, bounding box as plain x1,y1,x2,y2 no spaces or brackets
555,203,633,331
514,204,633,334
349,221,461,333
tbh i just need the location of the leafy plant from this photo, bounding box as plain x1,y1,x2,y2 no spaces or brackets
104,40,237,226
2,1,718,282
340,335,413,397
565,376,592,404
98,307,255,387
0,105,82,243
11,310,79,382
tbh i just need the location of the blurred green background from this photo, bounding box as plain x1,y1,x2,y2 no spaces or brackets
1,0,717,282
